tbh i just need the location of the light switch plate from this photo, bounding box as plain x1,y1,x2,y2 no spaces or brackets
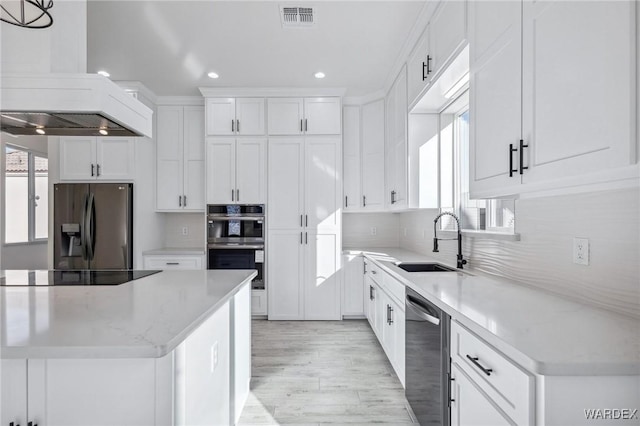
573,237,589,265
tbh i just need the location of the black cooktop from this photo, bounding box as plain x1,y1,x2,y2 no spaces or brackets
0,270,161,287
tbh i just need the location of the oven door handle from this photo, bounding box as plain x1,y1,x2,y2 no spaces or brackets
206,216,264,221
208,244,265,249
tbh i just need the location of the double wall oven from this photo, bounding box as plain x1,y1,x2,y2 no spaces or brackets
207,204,265,289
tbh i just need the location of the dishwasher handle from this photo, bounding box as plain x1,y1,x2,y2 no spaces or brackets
406,295,440,326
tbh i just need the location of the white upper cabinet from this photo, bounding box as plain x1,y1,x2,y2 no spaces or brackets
429,0,467,80
303,98,342,135
156,105,205,211
521,1,636,186
267,97,341,135
206,138,266,204
342,105,361,211
470,0,637,198
206,98,265,136
267,138,305,229
407,26,431,107
385,66,408,210
60,137,135,181
361,100,386,210
305,137,341,231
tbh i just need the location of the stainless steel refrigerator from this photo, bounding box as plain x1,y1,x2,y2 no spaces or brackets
54,183,133,270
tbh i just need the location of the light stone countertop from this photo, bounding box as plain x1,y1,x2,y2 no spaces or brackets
0,269,256,359
344,247,640,376
142,247,206,256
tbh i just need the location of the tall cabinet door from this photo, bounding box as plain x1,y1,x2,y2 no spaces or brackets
236,98,265,135
521,0,636,184
268,230,305,320
236,138,266,204
468,0,522,199
342,105,361,211
305,137,341,231
303,98,342,135
206,139,236,204
156,106,184,210
267,98,304,135
183,106,205,211
361,100,386,210
96,137,135,180
304,232,341,320
206,98,236,136
267,138,304,229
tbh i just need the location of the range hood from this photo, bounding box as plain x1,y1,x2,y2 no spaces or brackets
1,73,153,138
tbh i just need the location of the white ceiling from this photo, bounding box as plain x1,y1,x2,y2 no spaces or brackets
87,1,426,97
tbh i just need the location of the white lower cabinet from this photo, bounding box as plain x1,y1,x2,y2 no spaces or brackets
450,363,512,426
0,289,250,426
251,289,267,316
142,254,205,270
363,258,405,387
267,230,341,320
342,254,364,316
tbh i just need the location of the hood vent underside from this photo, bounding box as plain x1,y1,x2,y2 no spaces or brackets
0,112,142,137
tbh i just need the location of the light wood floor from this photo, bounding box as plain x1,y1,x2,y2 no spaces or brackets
238,319,416,425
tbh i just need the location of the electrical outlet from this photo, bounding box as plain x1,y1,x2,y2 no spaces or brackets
573,237,589,265
211,342,219,372
370,227,377,236
181,227,189,236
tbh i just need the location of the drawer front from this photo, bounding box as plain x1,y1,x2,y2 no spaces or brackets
451,321,533,425
251,289,267,315
367,261,383,285
143,256,204,270
382,271,405,308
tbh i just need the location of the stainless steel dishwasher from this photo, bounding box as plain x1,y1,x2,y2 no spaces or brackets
405,287,451,426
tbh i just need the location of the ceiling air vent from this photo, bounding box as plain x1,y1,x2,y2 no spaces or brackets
280,6,317,28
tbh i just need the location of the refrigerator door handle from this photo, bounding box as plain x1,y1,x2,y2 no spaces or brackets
85,192,96,261
81,194,89,261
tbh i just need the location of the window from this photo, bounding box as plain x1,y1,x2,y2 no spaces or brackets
4,145,48,243
439,92,515,233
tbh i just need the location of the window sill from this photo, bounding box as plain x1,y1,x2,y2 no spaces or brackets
3,240,48,247
438,230,520,241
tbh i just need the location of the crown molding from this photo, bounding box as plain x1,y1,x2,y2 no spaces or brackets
198,87,347,98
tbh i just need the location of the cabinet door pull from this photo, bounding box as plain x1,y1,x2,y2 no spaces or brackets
391,190,396,204
389,305,394,324
179,195,182,207
509,143,518,177
305,232,308,245
96,164,101,177
371,270,377,275
519,139,529,175
305,214,308,227
300,214,303,227
236,189,239,201
166,262,180,265
91,163,95,177
232,189,235,202
300,232,303,245
304,118,308,132
369,285,374,300
183,195,187,207
232,119,235,132
363,262,367,274
363,195,366,207
300,119,303,132
236,119,240,133
466,355,493,376
423,55,432,80
345,196,348,208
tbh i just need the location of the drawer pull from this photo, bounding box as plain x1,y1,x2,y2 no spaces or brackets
166,262,180,265
466,355,493,376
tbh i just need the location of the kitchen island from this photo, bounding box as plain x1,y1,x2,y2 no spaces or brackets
0,269,256,426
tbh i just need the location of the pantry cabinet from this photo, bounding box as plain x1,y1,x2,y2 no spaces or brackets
206,98,265,136
59,136,135,181
469,0,637,199
206,138,266,204
267,136,342,320
156,105,205,211
267,97,341,135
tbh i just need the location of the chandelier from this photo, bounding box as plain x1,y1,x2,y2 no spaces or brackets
1,0,54,29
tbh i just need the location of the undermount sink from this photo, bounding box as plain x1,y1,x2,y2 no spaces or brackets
395,262,457,273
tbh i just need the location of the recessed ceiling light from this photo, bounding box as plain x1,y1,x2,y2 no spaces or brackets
35,128,45,135
207,72,219,79
99,129,109,136
314,72,326,79
97,70,110,78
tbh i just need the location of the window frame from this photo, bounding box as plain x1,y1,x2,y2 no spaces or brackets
4,144,49,245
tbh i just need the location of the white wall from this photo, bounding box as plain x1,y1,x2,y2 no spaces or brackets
343,213,400,248
163,213,205,249
399,188,640,318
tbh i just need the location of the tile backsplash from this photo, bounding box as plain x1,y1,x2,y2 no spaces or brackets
343,213,400,248
163,213,206,248
399,188,640,318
